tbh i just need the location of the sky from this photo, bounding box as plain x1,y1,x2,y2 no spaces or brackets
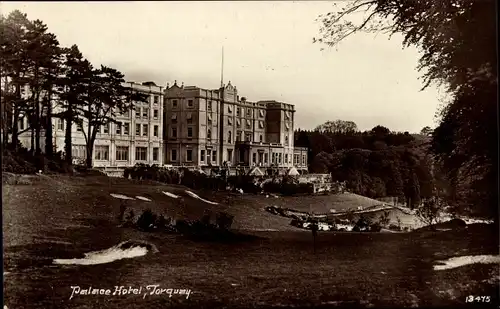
0,1,445,132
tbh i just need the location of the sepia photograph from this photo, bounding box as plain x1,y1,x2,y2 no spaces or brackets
1,1,498,308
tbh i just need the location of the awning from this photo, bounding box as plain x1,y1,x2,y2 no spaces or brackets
287,167,300,176
248,167,264,176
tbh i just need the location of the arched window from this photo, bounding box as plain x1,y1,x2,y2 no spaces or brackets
228,131,232,143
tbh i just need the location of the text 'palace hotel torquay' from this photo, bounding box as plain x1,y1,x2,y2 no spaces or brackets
16,80,308,175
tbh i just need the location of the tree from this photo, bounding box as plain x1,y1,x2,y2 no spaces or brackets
0,10,32,150
56,45,92,163
315,0,497,219
420,126,432,136
75,65,148,168
315,119,358,134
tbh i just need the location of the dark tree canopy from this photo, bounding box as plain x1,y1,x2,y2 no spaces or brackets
314,0,497,218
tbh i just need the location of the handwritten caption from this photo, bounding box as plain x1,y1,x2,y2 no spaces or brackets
69,285,192,300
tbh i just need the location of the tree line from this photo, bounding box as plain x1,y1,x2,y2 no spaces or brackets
1,10,148,168
312,0,497,219
294,122,437,209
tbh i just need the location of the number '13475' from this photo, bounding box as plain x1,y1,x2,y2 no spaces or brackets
466,295,490,303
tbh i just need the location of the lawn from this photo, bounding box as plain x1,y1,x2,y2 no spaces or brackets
3,174,499,308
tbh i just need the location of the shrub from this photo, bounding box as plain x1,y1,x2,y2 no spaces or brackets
416,197,444,228
216,211,234,230
136,209,157,232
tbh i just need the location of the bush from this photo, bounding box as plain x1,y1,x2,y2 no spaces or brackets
136,209,157,232
215,211,234,230
416,197,444,228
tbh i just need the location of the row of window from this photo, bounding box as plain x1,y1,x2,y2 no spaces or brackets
73,145,160,162
169,148,305,165
54,119,160,138
134,107,159,119
172,99,194,109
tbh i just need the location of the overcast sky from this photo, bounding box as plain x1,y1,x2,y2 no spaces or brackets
1,1,444,132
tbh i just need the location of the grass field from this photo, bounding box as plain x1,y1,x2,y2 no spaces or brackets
3,174,499,308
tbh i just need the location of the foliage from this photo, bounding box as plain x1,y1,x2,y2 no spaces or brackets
313,0,497,219
136,209,157,232
415,197,444,228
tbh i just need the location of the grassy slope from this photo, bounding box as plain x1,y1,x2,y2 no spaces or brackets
3,175,499,309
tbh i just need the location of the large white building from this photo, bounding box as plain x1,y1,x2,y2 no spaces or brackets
17,81,164,174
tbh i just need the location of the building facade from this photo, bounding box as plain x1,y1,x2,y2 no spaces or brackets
164,81,308,173
17,81,164,173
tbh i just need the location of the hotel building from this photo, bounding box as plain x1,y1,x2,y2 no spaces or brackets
17,81,164,174
164,81,308,174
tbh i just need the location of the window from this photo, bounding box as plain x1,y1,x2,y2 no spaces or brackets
18,118,25,130
172,99,178,108
186,149,193,161
285,135,289,146
228,117,232,125
116,146,129,161
207,101,212,110
247,109,251,117
76,124,83,132
121,109,130,118
116,122,122,135
94,145,109,161
200,150,205,162
246,119,251,129
187,127,193,138
136,124,141,136
136,108,141,118
302,155,306,165
236,107,240,116
153,148,159,161
259,121,264,129
123,123,130,135
188,99,194,107
279,153,282,164
171,114,177,124
153,125,159,137
142,124,148,136
172,127,177,138
57,119,64,131
135,147,147,161
285,154,288,164
236,119,241,127
228,106,232,113
264,153,268,164
171,149,177,161
227,131,232,143
153,109,159,119
236,130,241,142
212,150,217,162
207,129,211,140
227,149,233,162
143,108,149,119
102,122,109,134
259,135,263,142
186,112,193,124
252,153,257,164
259,110,264,117
207,113,212,123
154,95,159,104
245,133,251,142
72,145,87,159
